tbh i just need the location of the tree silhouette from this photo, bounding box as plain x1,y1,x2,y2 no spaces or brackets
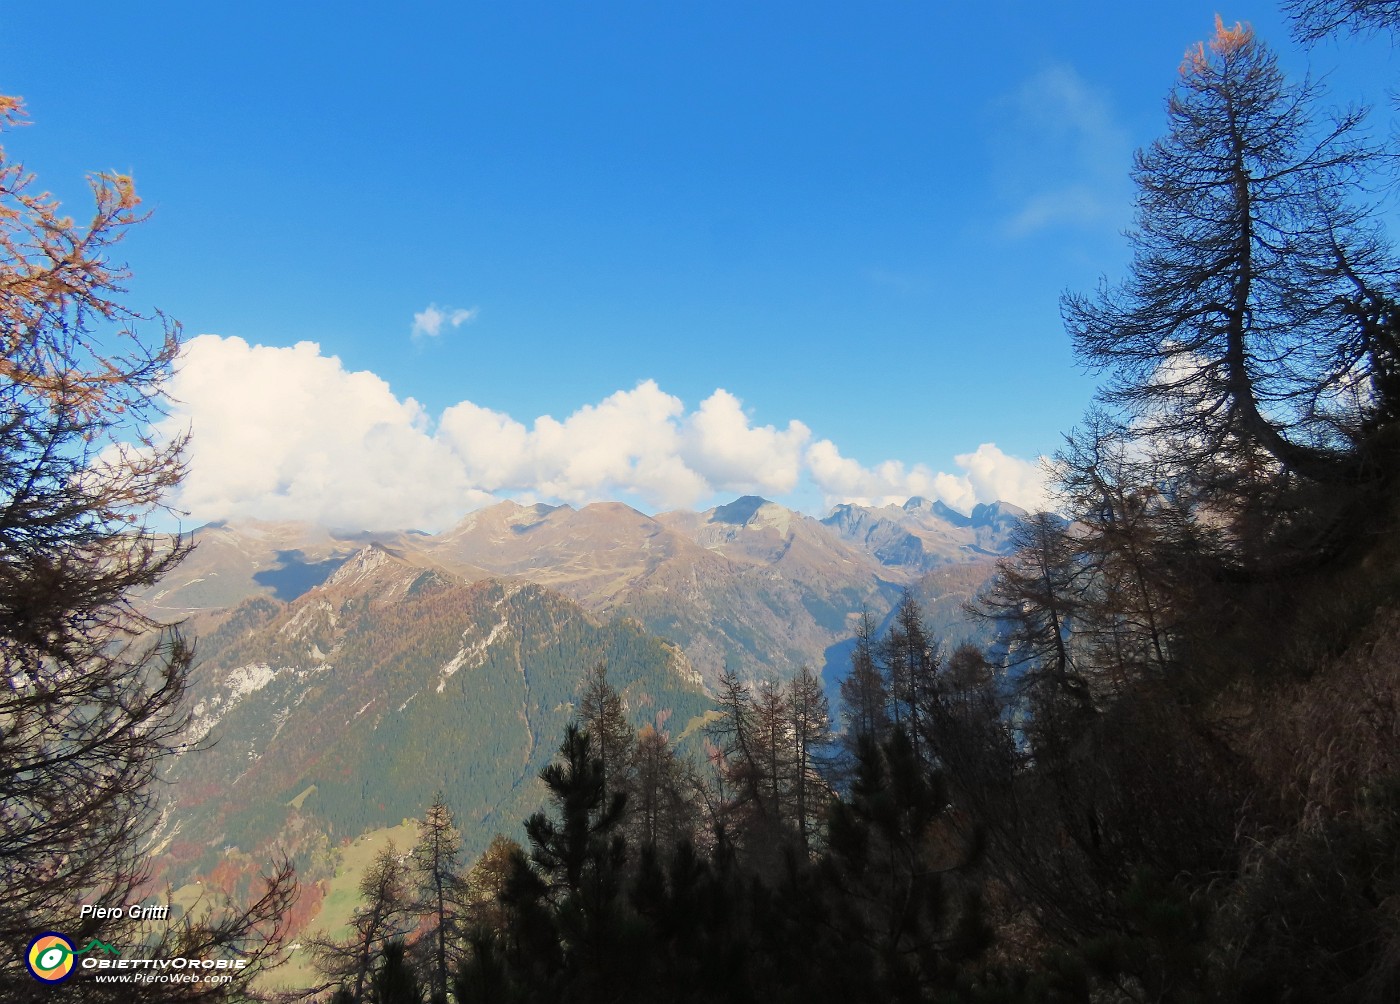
411,795,462,1004
1062,18,1400,545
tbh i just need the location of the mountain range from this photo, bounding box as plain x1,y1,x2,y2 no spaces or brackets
143,495,1023,688
141,495,1025,911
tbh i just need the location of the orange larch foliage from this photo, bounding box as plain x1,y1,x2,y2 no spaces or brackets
1182,15,1255,75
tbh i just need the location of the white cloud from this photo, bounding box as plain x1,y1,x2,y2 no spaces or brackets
163,336,494,530
953,442,1052,512
411,303,478,340
158,335,1050,530
994,64,1132,238
680,390,810,495
439,380,709,509
806,439,1050,514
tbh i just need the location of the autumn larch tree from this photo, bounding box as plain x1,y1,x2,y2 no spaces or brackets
1286,0,1400,40
881,591,937,768
576,661,636,813
0,92,197,995
839,608,890,759
310,842,412,1003
411,794,463,1004
630,722,696,852
1062,17,1400,560
752,677,793,837
0,91,298,1003
972,511,1092,706
705,669,765,839
785,664,833,856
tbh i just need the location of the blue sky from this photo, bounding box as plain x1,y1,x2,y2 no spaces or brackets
3,3,1396,529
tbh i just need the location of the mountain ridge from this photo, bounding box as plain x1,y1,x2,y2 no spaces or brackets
141,494,1025,688
155,547,711,886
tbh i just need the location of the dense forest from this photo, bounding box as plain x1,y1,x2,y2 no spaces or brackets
315,10,1400,1003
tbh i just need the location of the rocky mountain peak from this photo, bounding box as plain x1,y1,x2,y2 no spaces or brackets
325,542,395,588
970,501,1028,526
709,496,772,526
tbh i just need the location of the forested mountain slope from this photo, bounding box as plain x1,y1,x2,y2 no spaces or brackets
151,545,711,894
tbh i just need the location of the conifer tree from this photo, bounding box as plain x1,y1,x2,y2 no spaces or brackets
822,729,988,999
310,843,411,1003
516,724,633,1002
523,725,628,896
576,661,636,807
411,795,463,1004
786,664,833,856
972,512,1092,706
631,723,696,851
753,677,793,834
706,669,767,839
840,609,891,757
1287,0,1400,40
1062,17,1400,547
0,94,298,999
0,92,194,973
374,939,423,1004
462,834,521,939
881,592,937,767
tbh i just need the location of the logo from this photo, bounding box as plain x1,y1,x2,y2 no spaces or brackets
26,933,75,983
25,933,119,983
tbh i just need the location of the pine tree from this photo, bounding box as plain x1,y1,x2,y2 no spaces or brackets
374,939,423,1004
523,725,627,896
822,729,988,999
517,724,633,1002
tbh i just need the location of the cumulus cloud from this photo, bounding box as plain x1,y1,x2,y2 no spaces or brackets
680,390,810,495
806,439,1050,514
411,303,478,340
953,443,1053,511
158,335,1050,530
163,336,492,530
439,381,709,509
